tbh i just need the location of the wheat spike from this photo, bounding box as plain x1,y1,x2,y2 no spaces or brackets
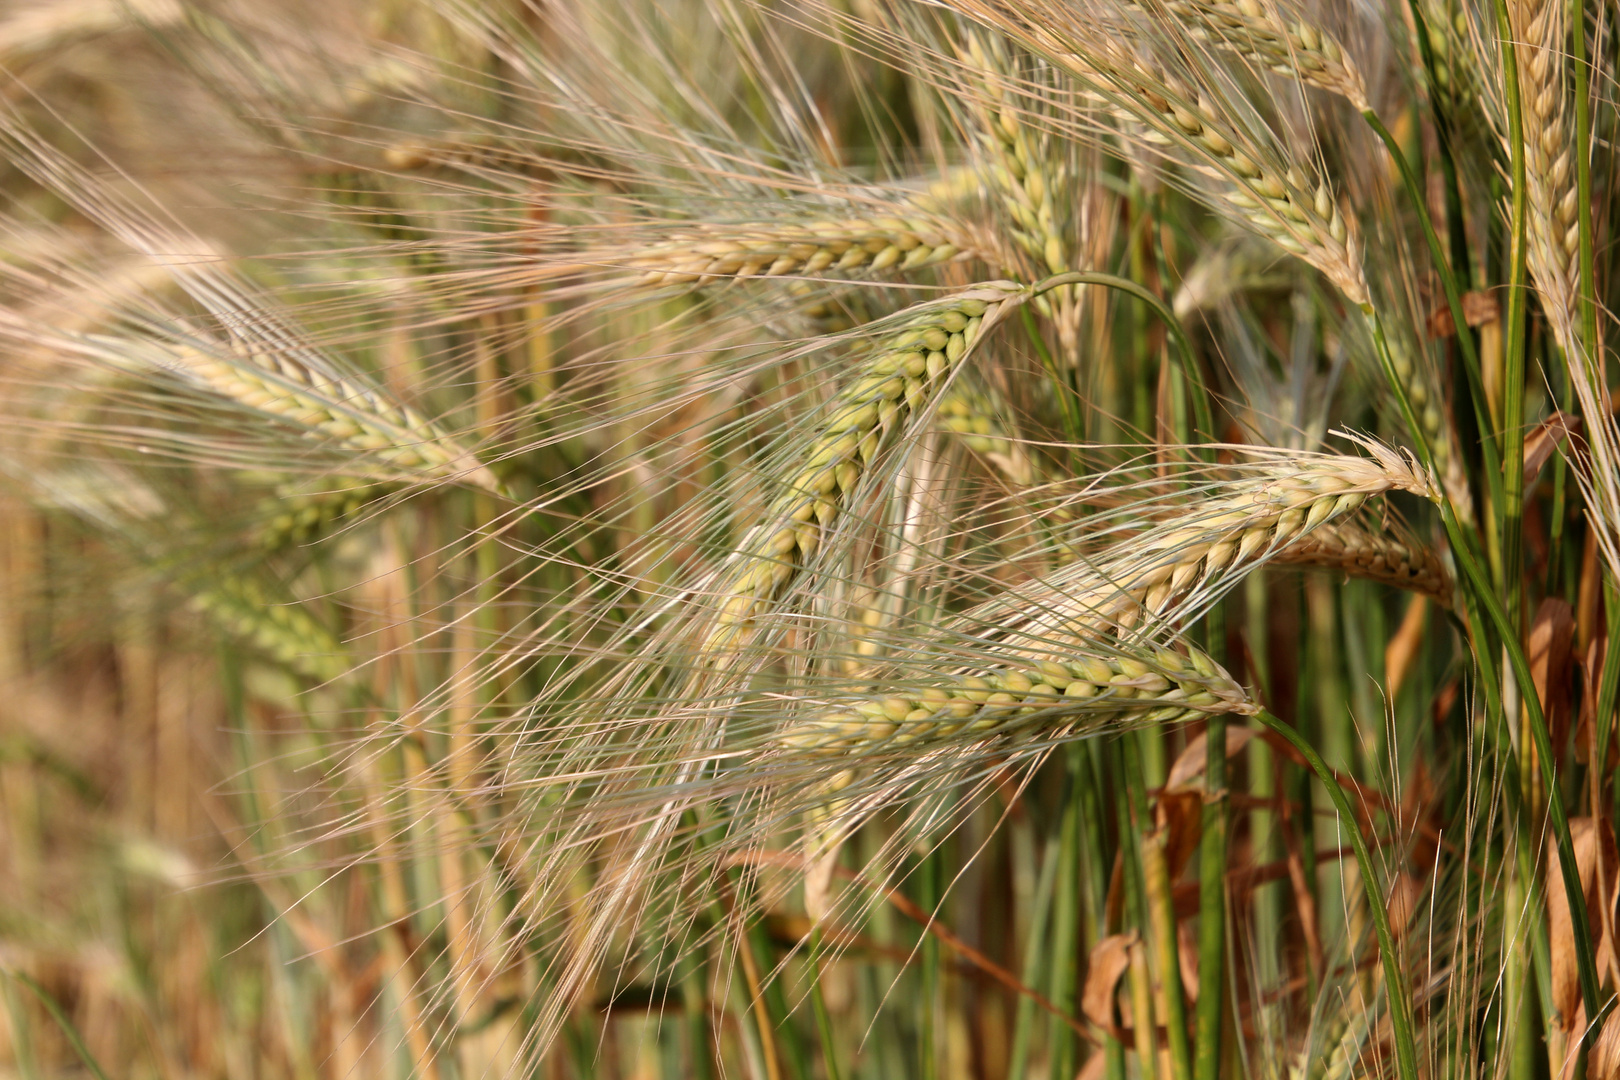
965,8,1370,305
783,643,1252,753
1504,0,1581,353
1146,0,1369,109
968,445,1438,647
958,33,1073,278
1275,520,1453,606
625,216,984,287
156,340,502,492
709,283,1024,643
955,31,1086,355
1424,0,1486,140
192,579,349,684
257,480,394,552
937,386,1038,486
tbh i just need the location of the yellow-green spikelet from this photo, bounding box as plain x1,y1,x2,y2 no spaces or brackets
782,646,1251,753
712,285,1021,636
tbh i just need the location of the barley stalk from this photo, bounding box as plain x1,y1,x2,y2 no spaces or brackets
708,283,1024,645
1144,0,1369,110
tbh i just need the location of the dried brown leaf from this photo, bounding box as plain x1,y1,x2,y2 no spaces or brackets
1427,289,1500,337
1177,918,1200,1004
1547,818,1618,1027
1592,1008,1620,1080
1528,598,1576,755
1385,871,1425,941
1165,725,1257,791
1385,593,1428,701
1576,635,1619,768
1156,788,1206,882
1082,932,1135,1039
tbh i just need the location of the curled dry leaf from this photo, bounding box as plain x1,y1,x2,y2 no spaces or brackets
1164,724,1257,790
1385,871,1426,941
1524,412,1581,487
1592,1008,1620,1080
1547,817,1619,1030
1528,598,1577,755
1426,288,1500,337
1082,931,1136,1039
1385,593,1429,701
1156,787,1207,883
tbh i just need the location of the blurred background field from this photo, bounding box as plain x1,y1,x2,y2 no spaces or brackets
0,0,1615,1078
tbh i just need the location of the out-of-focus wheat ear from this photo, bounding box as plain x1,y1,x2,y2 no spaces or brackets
1383,332,1473,522
705,282,1025,650
1018,25,1370,306
1423,0,1488,142
147,339,501,492
622,216,987,287
781,644,1253,755
255,480,396,552
1146,0,1369,109
936,386,1036,487
1275,519,1454,607
1170,233,1296,317
0,0,183,62
190,578,349,684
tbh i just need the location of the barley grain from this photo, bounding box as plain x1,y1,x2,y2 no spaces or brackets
708,284,1024,643
625,216,980,287
965,10,1370,305
157,340,502,492
1275,520,1453,606
1144,0,1369,110
783,644,1252,753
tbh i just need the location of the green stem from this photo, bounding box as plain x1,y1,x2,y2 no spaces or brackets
1489,0,1531,641
1253,712,1418,1080
1435,492,1604,1030
1007,819,1063,1080
1035,271,1213,444
3,970,111,1080
808,930,843,1080
1597,581,1620,799
1193,711,1227,1080
1047,747,1085,1080
1125,735,1191,1080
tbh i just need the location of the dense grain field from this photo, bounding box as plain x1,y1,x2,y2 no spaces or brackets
2,0,1619,1077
